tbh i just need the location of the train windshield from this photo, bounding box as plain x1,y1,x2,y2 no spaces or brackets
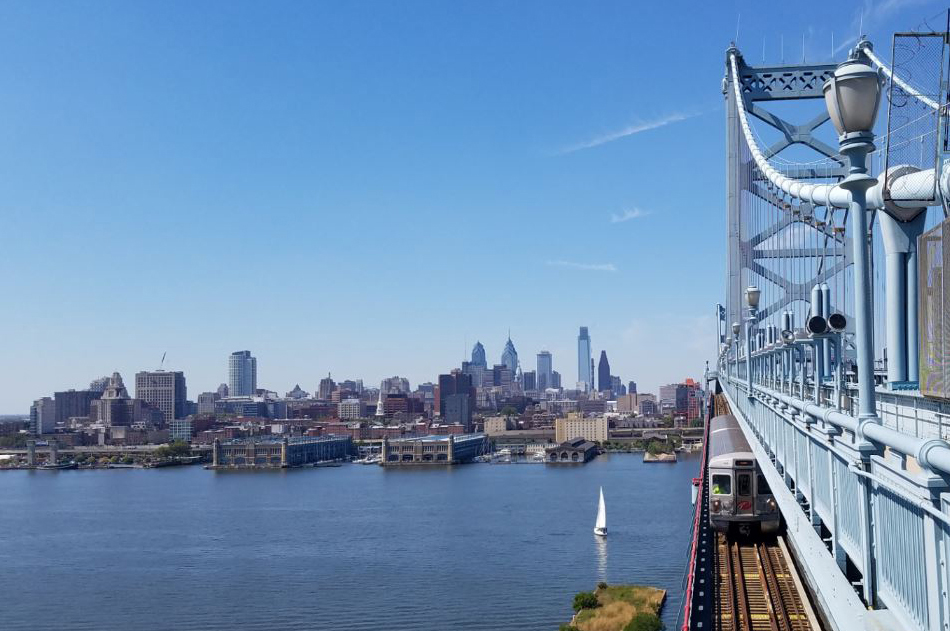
712,474,731,495
757,474,771,494
737,473,752,496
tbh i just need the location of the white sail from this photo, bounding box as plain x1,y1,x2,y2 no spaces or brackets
594,487,607,535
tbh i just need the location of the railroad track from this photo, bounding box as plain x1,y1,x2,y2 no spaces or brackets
715,533,820,631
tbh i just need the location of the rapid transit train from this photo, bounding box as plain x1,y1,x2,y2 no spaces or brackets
707,413,780,534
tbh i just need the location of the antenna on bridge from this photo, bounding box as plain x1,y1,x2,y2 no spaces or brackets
781,34,784,63
735,13,741,45
831,32,835,60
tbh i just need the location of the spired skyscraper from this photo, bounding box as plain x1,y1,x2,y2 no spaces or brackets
228,351,257,397
501,334,518,374
470,341,487,369
577,327,593,391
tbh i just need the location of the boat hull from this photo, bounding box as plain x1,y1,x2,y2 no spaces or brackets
594,527,607,536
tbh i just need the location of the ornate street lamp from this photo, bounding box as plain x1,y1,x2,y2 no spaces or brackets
823,57,882,424
823,62,882,137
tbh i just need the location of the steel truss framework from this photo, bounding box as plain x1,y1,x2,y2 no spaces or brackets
724,54,852,337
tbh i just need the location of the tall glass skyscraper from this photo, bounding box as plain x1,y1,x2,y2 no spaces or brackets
537,350,553,391
598,350,611,392
577,327,592,391
228,350,257,397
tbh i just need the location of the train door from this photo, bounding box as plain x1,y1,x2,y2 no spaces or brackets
735,469,754,515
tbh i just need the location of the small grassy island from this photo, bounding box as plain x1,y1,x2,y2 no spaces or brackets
561,583,666,631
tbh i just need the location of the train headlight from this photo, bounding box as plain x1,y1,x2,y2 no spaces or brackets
766,498,777,512
712,499,721,513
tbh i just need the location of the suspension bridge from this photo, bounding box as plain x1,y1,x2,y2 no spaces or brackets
681,29,950,631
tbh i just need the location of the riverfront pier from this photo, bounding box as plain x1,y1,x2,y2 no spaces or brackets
380,433,487,465
210,435,352,468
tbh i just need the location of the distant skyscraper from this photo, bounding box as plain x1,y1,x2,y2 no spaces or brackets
89,376,111,393
628,381,637,394
228,351,257,397
610,375,623,396
381,376,411,394
578,327,592,390
522,370,537,391
501,335,518,374
598,351,611,392
471,341,487,368
135,370,187,422
318,374,336,400
537,350,553,390
54,389,100,424
30,397,56,434
217,383,229,398
91,372,144,427
552,370,562,389
197,391,220,415
437,371,475,430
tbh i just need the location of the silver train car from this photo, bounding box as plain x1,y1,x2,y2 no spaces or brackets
707,414,780,534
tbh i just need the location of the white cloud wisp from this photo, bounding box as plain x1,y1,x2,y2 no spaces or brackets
610,207,650,223
546,260,618,272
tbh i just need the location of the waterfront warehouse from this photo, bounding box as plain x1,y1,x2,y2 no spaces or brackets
381,433,487,466
211,435,352,468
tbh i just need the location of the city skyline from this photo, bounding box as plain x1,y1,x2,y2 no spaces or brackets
1,1,925,413
15,325,680,413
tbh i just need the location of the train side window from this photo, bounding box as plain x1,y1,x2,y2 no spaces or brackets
757,474,771,494
712,474,731,495
737,473,752,496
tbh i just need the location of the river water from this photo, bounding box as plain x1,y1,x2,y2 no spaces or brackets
0,453,699,631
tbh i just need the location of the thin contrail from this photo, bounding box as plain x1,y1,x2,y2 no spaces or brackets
556,111,699,155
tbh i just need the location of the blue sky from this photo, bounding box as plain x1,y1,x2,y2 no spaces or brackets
0,0,943,411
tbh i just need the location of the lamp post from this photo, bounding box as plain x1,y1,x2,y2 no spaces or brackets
731,322,741,379
745,286,760,398
725,336,733,377
823,57,882,423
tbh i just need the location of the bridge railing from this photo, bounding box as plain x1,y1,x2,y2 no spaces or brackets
726,351,950,442
717,364,950,631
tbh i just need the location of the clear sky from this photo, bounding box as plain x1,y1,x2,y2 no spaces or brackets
1,0,943,411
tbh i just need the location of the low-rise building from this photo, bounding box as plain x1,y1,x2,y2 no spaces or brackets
554,413,608,443
546,437,599,464
338,398,365,420
483,416,510,435
168,419,193,442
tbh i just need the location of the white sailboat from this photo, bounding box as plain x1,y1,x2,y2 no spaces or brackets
594,486,607,536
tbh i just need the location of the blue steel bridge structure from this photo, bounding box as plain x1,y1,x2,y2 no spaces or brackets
683,28,950,631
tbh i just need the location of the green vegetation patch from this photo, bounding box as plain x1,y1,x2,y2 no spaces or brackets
569,585,665,631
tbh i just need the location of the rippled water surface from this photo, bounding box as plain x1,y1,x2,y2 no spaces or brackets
0,453,699,631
